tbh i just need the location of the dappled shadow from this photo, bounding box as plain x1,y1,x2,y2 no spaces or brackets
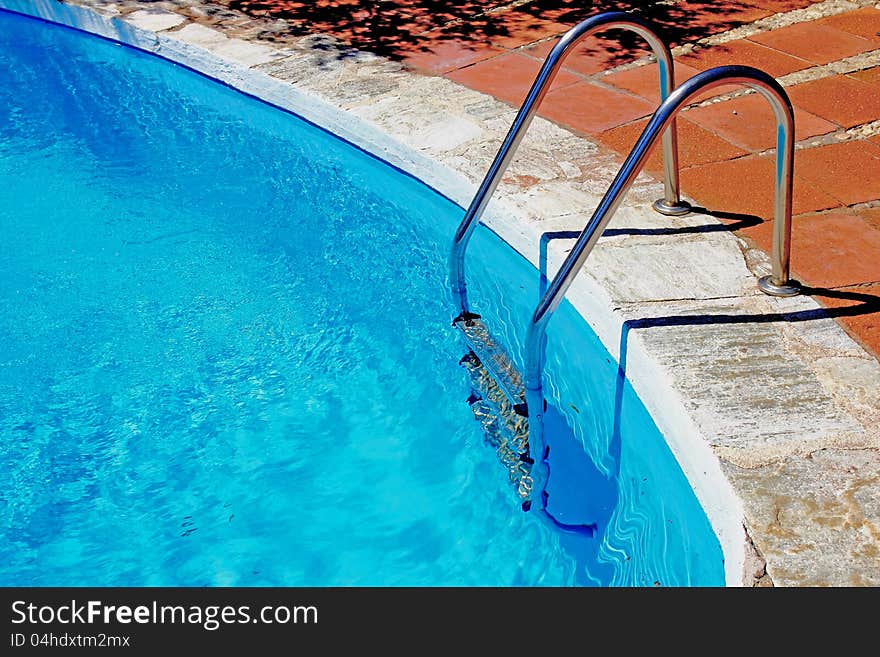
225,0,517,56
217,0,787,63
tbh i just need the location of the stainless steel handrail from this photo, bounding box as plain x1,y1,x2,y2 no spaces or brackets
450,11,690,315
523,65,801,518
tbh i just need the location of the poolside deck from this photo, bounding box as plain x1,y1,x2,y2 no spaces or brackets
214,0,880,361
15,0,880,586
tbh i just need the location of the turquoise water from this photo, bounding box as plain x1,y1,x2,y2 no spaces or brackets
0,10,724,586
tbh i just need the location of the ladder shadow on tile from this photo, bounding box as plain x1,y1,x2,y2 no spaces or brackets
622,286,880,331
538,207,763,293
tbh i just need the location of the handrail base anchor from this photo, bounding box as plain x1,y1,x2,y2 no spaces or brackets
652,198,691,216
758,275,800,297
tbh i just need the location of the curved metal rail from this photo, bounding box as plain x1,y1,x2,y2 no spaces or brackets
449,11,689,316
523,65,801,518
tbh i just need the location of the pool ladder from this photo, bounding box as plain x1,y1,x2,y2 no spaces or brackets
451,11,800,532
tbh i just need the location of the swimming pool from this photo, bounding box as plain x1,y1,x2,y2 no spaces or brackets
0,9,724,586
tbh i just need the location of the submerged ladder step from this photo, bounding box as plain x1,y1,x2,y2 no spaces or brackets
454,314,599,535
454,312,533,500
453,312,526,414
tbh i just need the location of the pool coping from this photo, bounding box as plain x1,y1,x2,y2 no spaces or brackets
7,0,879,587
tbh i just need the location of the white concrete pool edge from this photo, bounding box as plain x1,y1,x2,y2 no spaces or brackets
8,0,878,587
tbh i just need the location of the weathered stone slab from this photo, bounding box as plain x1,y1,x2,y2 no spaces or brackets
723,449,880,586
616,298,863,451
171,22,285,67
124,8,185,32
583,235,756,302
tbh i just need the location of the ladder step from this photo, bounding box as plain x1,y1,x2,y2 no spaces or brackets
453,314,526,411
455,312,533,500
460,349,533,500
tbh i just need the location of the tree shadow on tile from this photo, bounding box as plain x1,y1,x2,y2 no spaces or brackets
218,1,770,64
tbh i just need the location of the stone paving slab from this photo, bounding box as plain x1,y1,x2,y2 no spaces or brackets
125,7,185,32
614,297,864,454
723,448,880,586
7,0,879,586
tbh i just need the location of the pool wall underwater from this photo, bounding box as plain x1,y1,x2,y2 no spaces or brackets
0,0,750,585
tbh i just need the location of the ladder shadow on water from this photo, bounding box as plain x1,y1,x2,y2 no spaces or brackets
601,286,879,575
535,207,763,583
551,285,880,585
535,210,879,584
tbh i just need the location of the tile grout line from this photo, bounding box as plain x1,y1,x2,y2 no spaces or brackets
679,50,880,111
677,0,877,50
794,199,880,219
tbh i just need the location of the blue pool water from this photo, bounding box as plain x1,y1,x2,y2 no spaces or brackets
0,10,724,586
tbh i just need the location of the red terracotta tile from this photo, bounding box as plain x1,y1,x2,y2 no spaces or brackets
680,155,840,219
540,82,657,134
512,1,612,26
749,21,876,65
750,0,813,10
445,52,580,106
858,205,880,231
484,9,570,49
816,282,880,359
514,1,583,24
817,7,880,42
795,140,880,206
521,37,555,59
689,83,753,103
684,93,836,151
740,211,880,288
787,75,880,128
680,39,811,77
672,2,773,36
873,135,880,147
603,60,702,101
354,0,507,24
387,6,457,33
605,2,772,50
401,37,504,74
525,35,647,77
597,116,747,173
518,0,761,56
850,66,880,85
